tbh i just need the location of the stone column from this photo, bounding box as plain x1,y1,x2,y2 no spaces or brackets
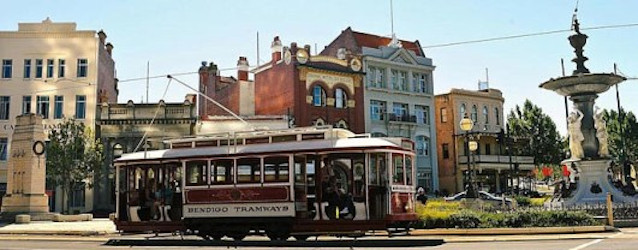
1,114,50,218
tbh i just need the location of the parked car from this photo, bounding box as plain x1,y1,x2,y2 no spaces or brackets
444,190,516,208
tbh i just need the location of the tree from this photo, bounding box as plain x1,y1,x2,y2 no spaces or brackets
507,99,564,166
46,118,104,214
602,108,638,163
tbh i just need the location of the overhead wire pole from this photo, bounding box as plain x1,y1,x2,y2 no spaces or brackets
167,75,253,129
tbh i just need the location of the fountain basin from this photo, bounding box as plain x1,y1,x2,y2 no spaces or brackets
539,73,625,96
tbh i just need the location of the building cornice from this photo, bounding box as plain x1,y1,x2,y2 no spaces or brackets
0,31,96,39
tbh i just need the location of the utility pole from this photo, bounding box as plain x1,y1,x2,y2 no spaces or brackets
146,61,150,103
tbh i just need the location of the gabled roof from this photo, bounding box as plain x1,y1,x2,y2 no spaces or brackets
350,29,424,57
321,27,424,57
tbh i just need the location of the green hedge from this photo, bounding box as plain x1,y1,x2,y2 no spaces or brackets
416,201,601,228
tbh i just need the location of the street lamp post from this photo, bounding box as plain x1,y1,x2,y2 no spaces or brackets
460,115,478,198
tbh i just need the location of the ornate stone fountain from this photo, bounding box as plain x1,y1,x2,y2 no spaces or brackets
539,17,634,205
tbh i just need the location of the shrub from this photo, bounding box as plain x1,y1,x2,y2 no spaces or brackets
415,199,462,228
449,211,481,228
530,197,550,207
514,196,531,206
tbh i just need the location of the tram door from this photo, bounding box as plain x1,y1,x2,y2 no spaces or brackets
368,153,388,220
293,156,309,218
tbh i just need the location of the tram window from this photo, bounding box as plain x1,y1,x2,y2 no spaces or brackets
264,156,290,182
406,155,413,185
393,154,405,185
211,159,233,184
186,161,207,186
273,135,297,143
237,158,261,183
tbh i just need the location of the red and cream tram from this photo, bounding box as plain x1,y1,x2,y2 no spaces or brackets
113,126,417,240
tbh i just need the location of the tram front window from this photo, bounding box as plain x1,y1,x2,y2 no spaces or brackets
393,154,405,185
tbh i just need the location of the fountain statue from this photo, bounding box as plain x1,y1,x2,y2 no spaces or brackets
540,15,635,205
594,106,610,157
567,106,585,160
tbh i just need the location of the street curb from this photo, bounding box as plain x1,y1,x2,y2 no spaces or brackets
0,231,112,236
410,225,613,236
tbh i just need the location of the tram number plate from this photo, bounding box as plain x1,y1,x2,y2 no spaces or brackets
183,202,295,218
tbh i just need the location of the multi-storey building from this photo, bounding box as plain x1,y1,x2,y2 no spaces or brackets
199,36,365,133
434,88,534,195
0,18,117,212
321,28,438,192
95,97,197,215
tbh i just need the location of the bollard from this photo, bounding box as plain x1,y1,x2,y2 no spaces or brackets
606,192,614,227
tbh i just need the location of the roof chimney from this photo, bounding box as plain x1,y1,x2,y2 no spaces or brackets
105,42,114,55
271,36,282,62
237,56,249,81
97,30,107,44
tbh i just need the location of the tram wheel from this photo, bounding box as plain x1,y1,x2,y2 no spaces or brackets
228,231,247,241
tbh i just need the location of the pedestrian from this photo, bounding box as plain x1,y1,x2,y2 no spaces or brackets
416,187,428,205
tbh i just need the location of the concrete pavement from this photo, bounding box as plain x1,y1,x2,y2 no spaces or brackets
0,218,116,236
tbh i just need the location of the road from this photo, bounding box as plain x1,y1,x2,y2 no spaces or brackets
0,228,636,249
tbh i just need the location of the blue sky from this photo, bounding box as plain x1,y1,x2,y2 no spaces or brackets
3,0,637,136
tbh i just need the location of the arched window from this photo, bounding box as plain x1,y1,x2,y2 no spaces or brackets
335,88,348,108
483,106,489,124
460,103,466,118
416,135,429,156
495,107,500,125
334,120,348,129
312,85,326,107
471,105,478,122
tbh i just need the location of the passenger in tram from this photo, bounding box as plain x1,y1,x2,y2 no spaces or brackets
143,179,159,220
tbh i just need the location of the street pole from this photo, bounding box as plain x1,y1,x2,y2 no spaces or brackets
507,125,514,196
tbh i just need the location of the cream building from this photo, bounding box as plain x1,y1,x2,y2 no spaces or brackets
0,18,117,213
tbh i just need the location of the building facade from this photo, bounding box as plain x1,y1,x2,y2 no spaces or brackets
95,98,197,215
435,88,534,195
321,28,438,192
0,18,117,212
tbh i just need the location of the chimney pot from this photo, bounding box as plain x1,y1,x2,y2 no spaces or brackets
237,56,249,81
271,36,282,62
97,30,107,44
105,42,114,55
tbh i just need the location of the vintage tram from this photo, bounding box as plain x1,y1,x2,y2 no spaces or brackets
113,126,417,240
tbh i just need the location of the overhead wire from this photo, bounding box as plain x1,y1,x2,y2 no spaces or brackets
133,77,173,152
422,23,638,49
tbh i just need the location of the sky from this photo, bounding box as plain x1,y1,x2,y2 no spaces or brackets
3,0,637,136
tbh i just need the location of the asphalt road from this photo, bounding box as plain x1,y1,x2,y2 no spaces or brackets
0,228,636,249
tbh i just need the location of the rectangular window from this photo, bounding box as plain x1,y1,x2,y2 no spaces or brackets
264,156,289,182
35,59,43,78
24,59,32,78
0,96,9,120
376,68,385,88
367,66,377,87
77,59,88,77
440,107,448,123
237,158,261,183
0,138,7,161
415,105,430,124
210,159,233,184
370,100,386,121
2,59,12,78
22,96,31,114
399,71,408,91
58,59,65,78
46,59,54,78
75,95,86,119
36,95,49,119
442,144,450,159
186,161,207,186
392,102,408,121
392,154,405,185
54,95,64,119
391,69,399,90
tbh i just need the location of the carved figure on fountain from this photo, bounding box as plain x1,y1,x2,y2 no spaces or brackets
568,106,585,160
594,106,610,158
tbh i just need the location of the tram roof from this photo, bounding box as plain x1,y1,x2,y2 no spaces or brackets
115,136,413,165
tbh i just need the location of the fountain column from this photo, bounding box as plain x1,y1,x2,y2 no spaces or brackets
570,94,597,158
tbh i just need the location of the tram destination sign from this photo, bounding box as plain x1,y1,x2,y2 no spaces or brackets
183,202,295,218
